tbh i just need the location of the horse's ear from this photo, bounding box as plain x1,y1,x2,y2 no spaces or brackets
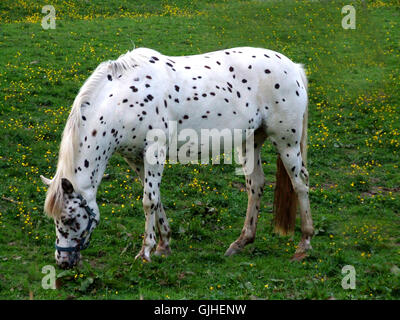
61,178,74,194
40,175,52,186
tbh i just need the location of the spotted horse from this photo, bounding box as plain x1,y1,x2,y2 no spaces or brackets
41,47,314,269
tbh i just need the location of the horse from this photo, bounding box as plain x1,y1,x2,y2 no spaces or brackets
40,47,314,269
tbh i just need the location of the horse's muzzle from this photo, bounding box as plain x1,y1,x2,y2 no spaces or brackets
56,251,81,269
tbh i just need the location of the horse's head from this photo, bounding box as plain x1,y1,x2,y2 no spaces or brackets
41,176,99,269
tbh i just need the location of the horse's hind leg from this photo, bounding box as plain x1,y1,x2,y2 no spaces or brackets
274,143,314,260
225,130,267,256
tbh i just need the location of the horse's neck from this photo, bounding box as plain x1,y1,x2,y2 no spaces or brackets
73,122,115,201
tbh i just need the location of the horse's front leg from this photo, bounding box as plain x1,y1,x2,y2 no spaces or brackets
125,157,171,259
135,159,164,262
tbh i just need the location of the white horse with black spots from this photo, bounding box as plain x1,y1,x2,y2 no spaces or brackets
40,47,313,269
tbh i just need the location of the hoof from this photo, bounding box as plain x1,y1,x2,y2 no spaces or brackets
291,238,312,262
291,251,307,261
135,251,151,263
225,242,242,256
154,245,171,257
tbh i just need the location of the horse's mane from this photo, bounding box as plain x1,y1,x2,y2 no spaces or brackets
44,47,159,218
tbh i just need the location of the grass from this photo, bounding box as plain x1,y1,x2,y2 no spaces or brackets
0,0,399,300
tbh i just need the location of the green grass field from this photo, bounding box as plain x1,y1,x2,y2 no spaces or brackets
0,0,399,300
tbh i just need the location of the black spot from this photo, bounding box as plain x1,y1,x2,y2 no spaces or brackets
107,74,112,81
265,69,271,74
175,85,180,92
84,160,89,168
275,83,280,89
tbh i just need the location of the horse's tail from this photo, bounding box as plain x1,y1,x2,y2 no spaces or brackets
273,64,308,235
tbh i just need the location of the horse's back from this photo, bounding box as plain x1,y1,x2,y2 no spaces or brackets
160,47,307,132
90,47,307,158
